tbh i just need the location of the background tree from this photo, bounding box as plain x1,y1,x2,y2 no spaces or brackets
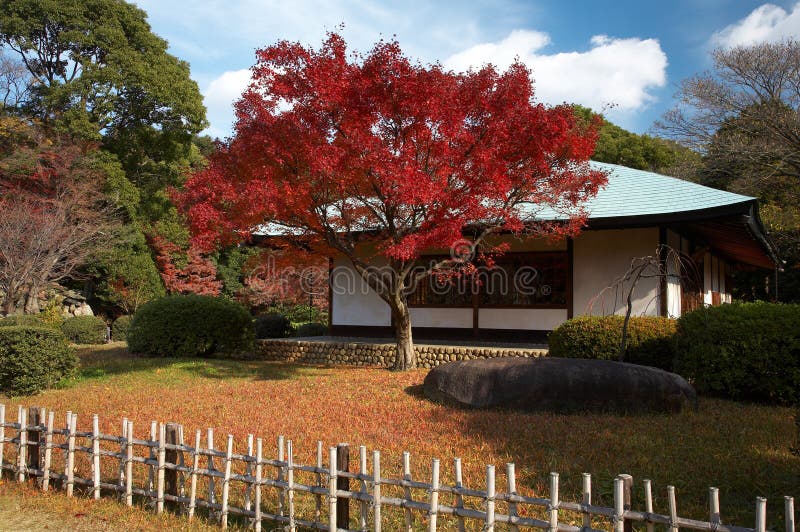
178,33,605,369
656,40,800,302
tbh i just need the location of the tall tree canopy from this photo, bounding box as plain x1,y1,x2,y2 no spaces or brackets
179,33,605,369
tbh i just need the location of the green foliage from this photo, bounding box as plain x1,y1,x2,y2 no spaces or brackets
674,302,800,405
0,314,54,328
112,315,133,342
128,295,254,357
0,326,77,395
294,322,328,337
61,316,108,344
548,315,678,370
254,312,292,339
212,246,260,297
265,303,328,325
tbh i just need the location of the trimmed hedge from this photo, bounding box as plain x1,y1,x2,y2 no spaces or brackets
128,295,255,357
61,315,108,344
112,315,133,342
0,326,78,395
0,314,54,328
674,302,800,405
548,316,677,370
294,322,328,337
255,313,292,339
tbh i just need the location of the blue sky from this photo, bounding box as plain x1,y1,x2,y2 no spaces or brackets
132,0,800,138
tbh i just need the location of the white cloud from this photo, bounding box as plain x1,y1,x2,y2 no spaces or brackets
445,30,668,113
202,69,252,139
711,2,800,48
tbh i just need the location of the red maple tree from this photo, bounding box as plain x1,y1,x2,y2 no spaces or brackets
178,33,606,369
150,235,222,296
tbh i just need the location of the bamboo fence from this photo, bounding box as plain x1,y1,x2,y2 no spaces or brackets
0,403,795,532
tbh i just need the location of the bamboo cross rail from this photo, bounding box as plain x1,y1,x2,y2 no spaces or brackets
0,404,795,532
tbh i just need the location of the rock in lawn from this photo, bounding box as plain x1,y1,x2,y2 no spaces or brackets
423,357,696,413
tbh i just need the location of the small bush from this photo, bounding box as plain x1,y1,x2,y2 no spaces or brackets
264,303,328,325
548,315,677,370
294,322,328,337
128,295,254,357
0,314,54,328
112,315,133,342
0,326,78,395
61,315,108,344
674,302,800,405
255,312,292,339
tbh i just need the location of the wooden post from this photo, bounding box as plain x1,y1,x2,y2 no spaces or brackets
613,477,624,532
287,440,296,532
221,434,233,529
316,440,323,523
0,404,5,475
164,422,183,505
244,434,254,511
254,438,263,532
336,443,350,530
428,459,440,532
486,465,496,532
755,497,767,532
373,450,381,532
403,451,413,531
26,407,41,476
618,474,632,532
507,463,519,532
454,458,465,532
709,487,721,526
277,434,285,517
188,430,200,520
207,428,216,506
328,446,337,532
92,414,101,499
66,413,76,497
548,472,558,532
667,486,678,532
582,473,592,531
156,422,166,513
148,420,157,497
643,479,654,532
125,421,134,507
17,406,26,482
118,418,127,497
785,496,795,532
359,445,368,532
42,410,54,491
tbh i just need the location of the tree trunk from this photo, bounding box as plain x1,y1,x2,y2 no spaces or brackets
392,302,416,370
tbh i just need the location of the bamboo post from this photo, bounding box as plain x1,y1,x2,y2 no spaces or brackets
428,458,440,532
287,439,296,532
548,472,558,532
316,440,323,523
755,497,767,532
156,422,166,513
66,413,76,497
26,407,41,475
207,428,216,506
618,474,632,532
710,487,721,526
188,429,200,520
42,410,53,491
254,438,263,532
667,486,678,532
0,404,5,474
125,421,134,507
244,434,253,511
328,446,338,532
277,434,285,518
164,423,182,505
221,434,233,529
582,473,592,531
486,465,496,531
643,479,654,532
403,451,413,531
785,496,795,532
17,406,26,482
373,450,381,532
454,457,465,532
118,418,127,497
148,420,157,498
614,478,624,532
92,414,101,499
359,445,368,531
336,443,350,529
507,463,519,532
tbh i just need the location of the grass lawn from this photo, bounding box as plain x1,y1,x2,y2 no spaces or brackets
0,344,797,530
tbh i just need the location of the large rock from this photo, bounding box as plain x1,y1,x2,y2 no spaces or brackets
423,357,697,413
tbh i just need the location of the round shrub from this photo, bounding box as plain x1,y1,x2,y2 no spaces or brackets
128,295,255,357
294,322,328,337
61,315,108,344
255,312,292,339
548,316,677,370
674,302,800,405
0,326,78,396
0,314,54,328
112,315,133,342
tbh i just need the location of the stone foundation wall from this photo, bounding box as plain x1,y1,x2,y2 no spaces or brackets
255,339,547,368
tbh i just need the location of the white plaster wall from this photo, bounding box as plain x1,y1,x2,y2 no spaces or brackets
410,308,473,328
479,308,568,330
330,258,391,326
666,229,682,318
573,228,661,317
